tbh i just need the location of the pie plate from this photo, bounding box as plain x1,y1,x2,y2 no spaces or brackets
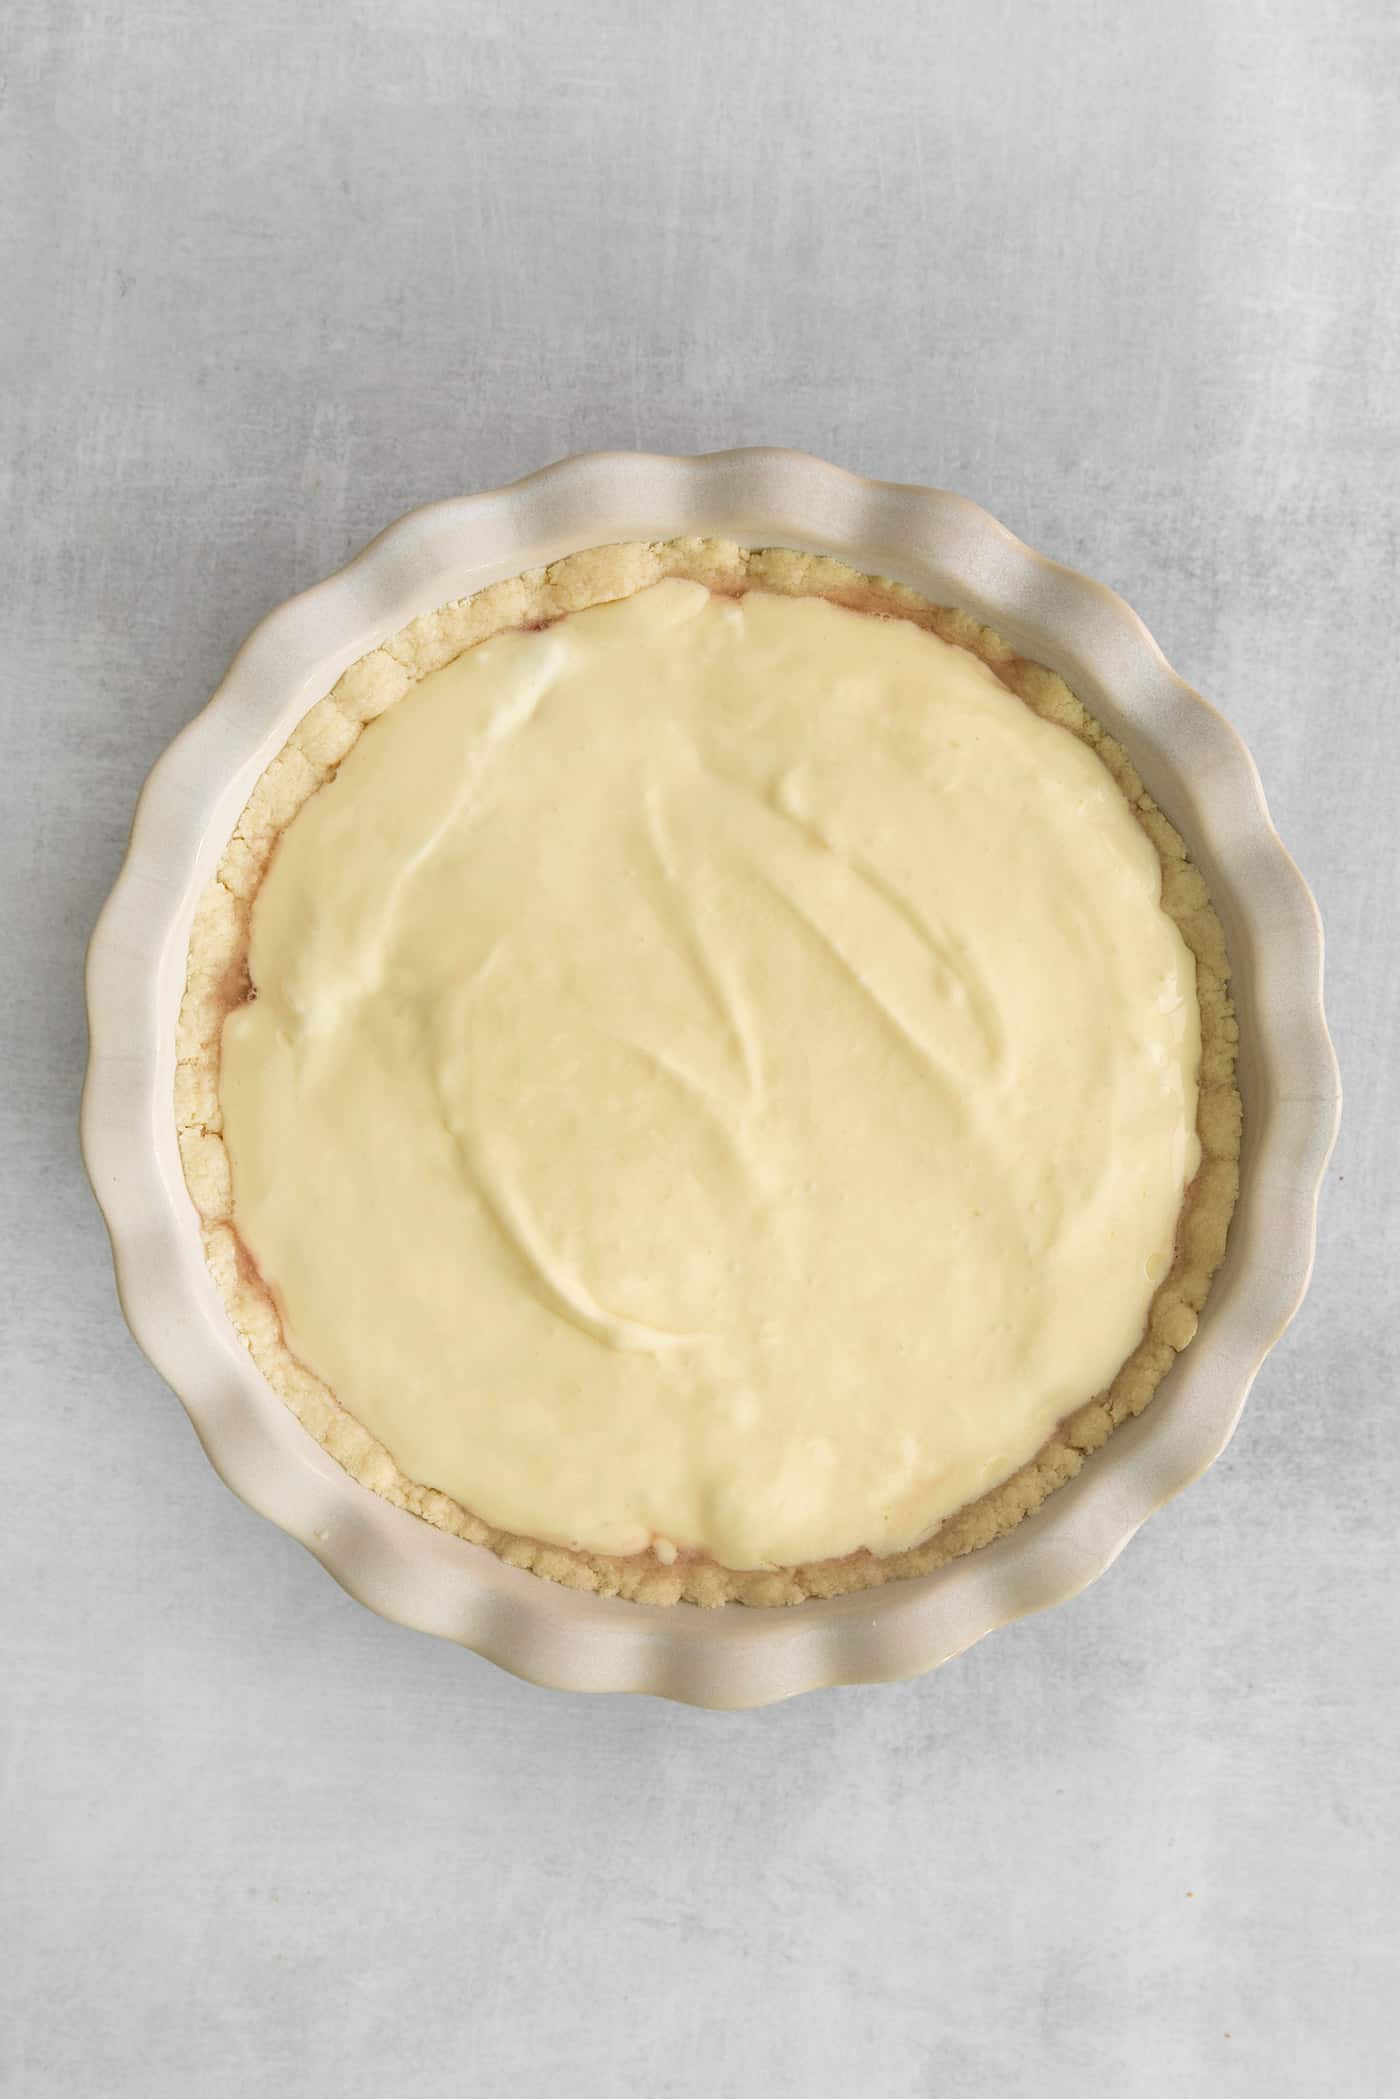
81,450,1340,1705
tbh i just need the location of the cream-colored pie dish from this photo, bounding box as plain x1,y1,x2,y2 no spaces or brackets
84,453,1337,1696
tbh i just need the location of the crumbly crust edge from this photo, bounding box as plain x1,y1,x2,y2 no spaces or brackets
176,538,1242,1607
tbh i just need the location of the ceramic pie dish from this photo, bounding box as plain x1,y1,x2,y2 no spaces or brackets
82,449,1339,1705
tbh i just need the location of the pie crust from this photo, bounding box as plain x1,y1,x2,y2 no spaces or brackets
176,540,1241,1606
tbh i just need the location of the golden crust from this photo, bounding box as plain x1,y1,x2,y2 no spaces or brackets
177,540,1241,1607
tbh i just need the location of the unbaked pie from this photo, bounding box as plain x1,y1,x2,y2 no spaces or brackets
177,541,1240,1605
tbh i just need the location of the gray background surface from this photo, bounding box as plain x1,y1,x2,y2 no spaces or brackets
4,2,1397,2093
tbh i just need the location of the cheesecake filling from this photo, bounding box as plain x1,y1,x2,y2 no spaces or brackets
219,581,1201,1570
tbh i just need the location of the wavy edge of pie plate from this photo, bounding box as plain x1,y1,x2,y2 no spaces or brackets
81,449,1341,1708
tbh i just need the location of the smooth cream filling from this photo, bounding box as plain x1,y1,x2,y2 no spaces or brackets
220,582,1201,1571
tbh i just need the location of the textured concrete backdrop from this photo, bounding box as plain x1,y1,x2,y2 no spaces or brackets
3,2,1396,2093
